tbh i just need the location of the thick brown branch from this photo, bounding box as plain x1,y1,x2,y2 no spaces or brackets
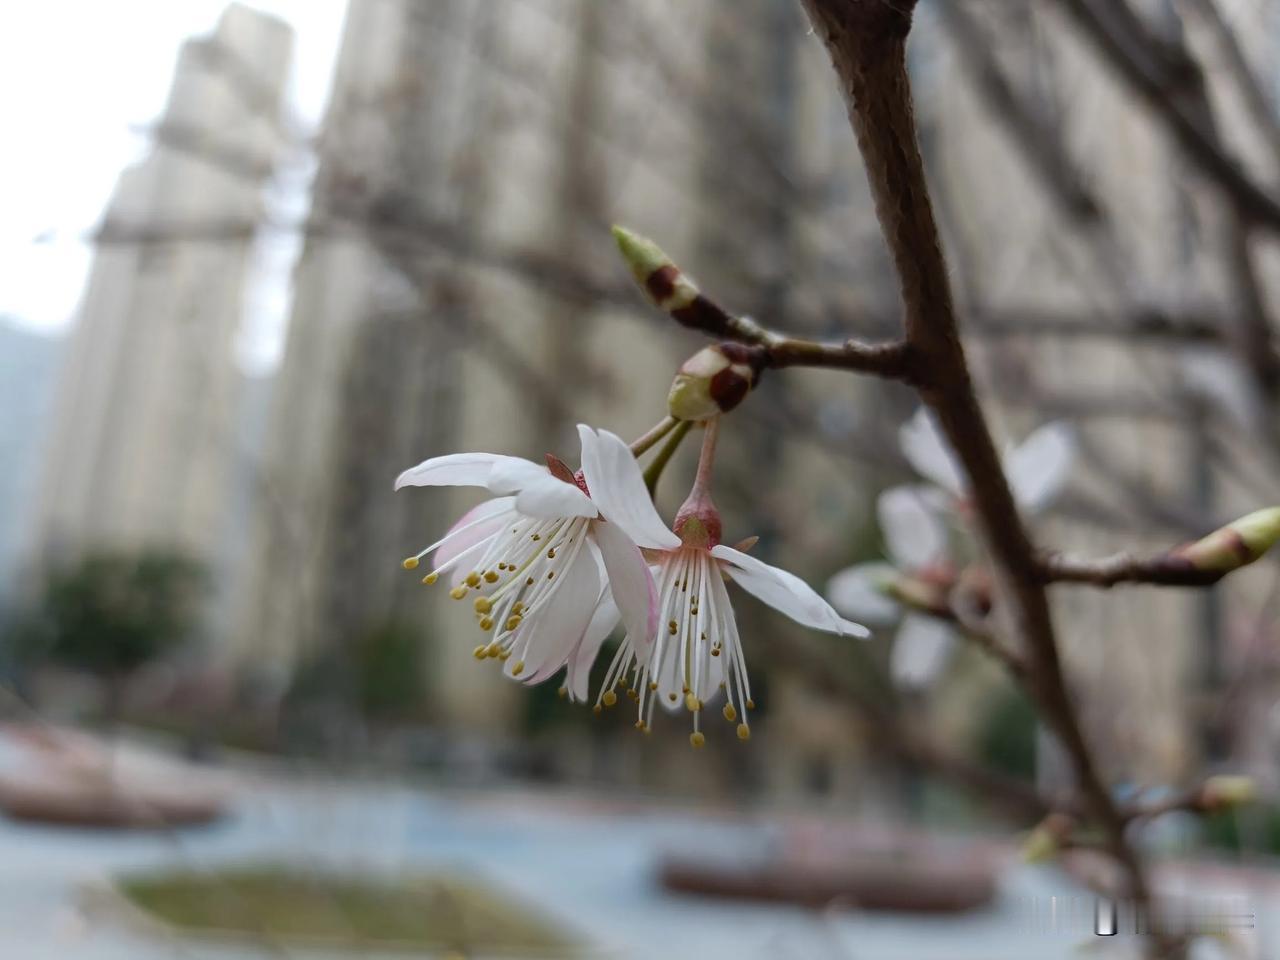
798,0,1159,928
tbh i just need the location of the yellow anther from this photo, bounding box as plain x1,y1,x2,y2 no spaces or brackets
546,571,555,580
525,577,535,586
547,548,556,559
472,645,486,660
649,681,658,692
499,650,511,661
557,686,567,699
634,720,644,730
422,573,438,585
592,704,603,716
483,570,499,584
736,724,751,741
512,602,524,614
478,616,494,631
723,704,737,722
402,557,420,570
667,620,678,635
474,596,493,614
449,586,468,600
628,689,639,702
711,648,720,657
602,691,618,707
511,660,524,676
689,732,706,749
531,534,541,541
746,699,756,710
668,693,677,702
685,693,701,712
465,572,481,588
485,642,502,658
505,615,522,631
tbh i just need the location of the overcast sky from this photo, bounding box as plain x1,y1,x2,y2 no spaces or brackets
0,1,348,371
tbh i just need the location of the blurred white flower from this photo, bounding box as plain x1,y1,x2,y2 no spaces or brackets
578,425,868,746
899,406,1076,514
828,409,1074,691
827,486,957,690
393,429,657,690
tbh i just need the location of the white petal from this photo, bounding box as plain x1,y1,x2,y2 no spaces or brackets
878,485,949,570
1004,421,1075,514
509,539,601,684
712,545,870,638
432,497,516,570
890,614,956,690
394,453,527,491
826,563,901,626
565,596,619,702
898,407,966,497
486,458,551,495
591,519,657,657
512,473,596,519
577,425,681,550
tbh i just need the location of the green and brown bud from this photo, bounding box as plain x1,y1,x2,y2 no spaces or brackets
668,343,763,421
1172,507,1280,575
611,225,740,338
1198,775,1258,812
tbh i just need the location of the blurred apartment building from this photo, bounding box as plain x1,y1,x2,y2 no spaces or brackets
27,5,292,636
25,0,1280,794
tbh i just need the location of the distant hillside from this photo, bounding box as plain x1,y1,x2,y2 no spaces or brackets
0,318,63,587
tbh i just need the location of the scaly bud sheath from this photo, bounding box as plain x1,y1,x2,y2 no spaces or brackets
612,225,745,341
1198,775,1258,812
1173,506,1280,574
668,343,763,421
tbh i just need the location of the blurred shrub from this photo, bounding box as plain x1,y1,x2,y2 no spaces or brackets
1200,801,1280,855
973,685,1037,782
6,549,206,687
288,619,427,722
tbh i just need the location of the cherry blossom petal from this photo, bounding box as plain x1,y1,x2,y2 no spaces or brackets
1004,421,1075,514
432,496,516,570
826,562,901,626
565,595,619,703
890,614,956,690
507,539,601,684
878,485,949,570
394,453,529,491
592,519,658,657
577,425,681,550
511,473,596,519
899,407,966,498
712,545,870,638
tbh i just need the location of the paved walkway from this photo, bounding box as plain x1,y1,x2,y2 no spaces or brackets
0,773,1275,959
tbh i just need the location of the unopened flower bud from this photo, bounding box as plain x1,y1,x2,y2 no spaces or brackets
1199,775,1258,812
612,225,699,312
668,344,763,421
1022,813,1074,864
1173,507,1280,574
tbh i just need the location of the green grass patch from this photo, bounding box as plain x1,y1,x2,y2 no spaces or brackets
116,864,584,955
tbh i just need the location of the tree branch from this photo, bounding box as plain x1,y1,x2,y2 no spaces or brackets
797,0,1160,931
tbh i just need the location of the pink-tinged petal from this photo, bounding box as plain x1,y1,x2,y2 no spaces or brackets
512,473,596,519
565,596,619,703
825,563,901,626
591,519,658,657
507,539,600,684
890,614,956,690
898,407,966,498
1004,421,1075,515
394,453,528,491
578,425,681,550
878,485,948,570
432,497,516,570
712,545,870,638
